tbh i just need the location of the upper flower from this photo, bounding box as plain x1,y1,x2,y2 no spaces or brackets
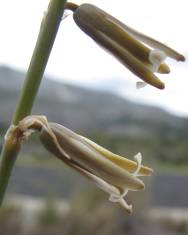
65,3,185,89
17,115,153,213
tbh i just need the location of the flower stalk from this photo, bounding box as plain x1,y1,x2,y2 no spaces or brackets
0,0,68,206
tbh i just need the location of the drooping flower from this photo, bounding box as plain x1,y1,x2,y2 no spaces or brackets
65,3,185,89
18,115,153,213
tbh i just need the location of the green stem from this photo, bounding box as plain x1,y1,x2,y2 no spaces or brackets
13,0,67,124
0,138,21,205
0,0,67,206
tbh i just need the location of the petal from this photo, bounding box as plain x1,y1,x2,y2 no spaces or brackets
96,31,165,89
108,16,185,62
73,4,152,65
80,136,153,176
42,123,145,191
70,163,133,213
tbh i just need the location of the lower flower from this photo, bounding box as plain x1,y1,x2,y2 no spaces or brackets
17,115,153,213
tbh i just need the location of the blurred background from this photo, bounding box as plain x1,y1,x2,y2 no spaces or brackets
0,0,188,234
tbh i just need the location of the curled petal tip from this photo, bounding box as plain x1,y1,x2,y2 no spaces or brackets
158,82,165,90
178,54,186,62
143,166,154,176
131,177,145,191
125,205,133,214
143,73,165,90
118,199,133,214
127,205,133,214
148,75,165,89
138,165,153,176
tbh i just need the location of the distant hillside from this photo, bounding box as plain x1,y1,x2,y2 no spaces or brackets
1,65,188,138
1,65,188,165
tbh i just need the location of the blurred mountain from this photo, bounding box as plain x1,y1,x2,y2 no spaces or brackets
0,65,188,140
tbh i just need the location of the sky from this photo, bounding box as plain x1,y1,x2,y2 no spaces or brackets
0,0,187,116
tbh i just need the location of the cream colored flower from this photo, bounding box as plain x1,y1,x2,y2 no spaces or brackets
18,115,153,213
65,3,185,89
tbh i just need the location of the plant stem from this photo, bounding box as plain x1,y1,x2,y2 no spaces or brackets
0,0,67,206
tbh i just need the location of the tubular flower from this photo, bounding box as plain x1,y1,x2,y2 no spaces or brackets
17,116,153,213
65,3,185,89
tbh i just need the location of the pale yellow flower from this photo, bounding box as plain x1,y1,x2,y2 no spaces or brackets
18,115,153,213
